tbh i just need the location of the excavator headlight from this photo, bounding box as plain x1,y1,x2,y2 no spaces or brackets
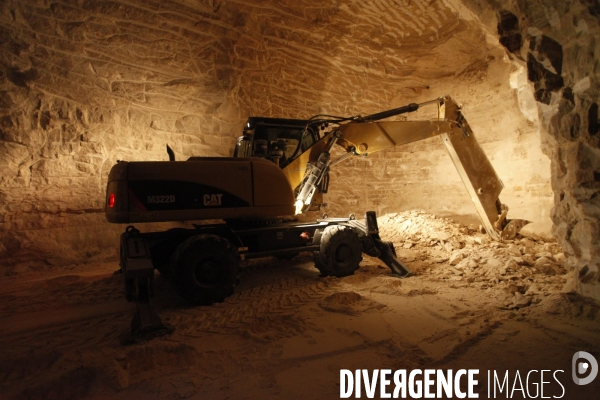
294,199,304,215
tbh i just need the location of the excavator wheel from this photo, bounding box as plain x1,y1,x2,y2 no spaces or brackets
150,239,184,278
150,242,174,278
169,234,240,305
313,251,328,276
315,225,362,277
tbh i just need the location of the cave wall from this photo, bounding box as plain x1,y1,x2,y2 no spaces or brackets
452,0,600,303
0,0,245,267
0,0,569,288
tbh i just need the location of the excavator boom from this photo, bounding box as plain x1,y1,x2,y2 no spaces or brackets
289,96,527,240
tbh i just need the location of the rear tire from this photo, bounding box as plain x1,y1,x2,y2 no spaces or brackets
315,225,362,277
313,251,328,276
151,240,179,278
170,234,240,305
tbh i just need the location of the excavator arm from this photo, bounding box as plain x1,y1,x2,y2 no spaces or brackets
288,96,528,241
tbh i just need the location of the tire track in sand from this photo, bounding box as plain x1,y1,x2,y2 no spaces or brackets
0,263,345,358
164,276,342,339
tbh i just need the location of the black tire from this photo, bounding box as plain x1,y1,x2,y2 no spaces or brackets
153,250,171,277
313,251,328,276
316,225,362,277
154,262,170,277
170,234,240,305
150,239,181,278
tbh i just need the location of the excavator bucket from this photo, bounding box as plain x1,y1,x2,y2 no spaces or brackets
439,98,530,240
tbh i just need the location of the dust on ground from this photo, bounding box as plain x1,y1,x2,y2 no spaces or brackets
1,211,599,399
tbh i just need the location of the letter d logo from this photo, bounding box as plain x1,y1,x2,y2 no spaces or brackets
572,351,598,385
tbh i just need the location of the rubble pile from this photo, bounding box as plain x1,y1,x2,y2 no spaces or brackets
377,211,570,312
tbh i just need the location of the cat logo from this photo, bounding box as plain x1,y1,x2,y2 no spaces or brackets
203,193,223,206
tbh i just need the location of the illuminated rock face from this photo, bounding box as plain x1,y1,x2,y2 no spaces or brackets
459,0,600,301
0,1,597,298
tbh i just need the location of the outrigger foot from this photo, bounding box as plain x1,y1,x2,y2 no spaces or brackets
357,212,414,277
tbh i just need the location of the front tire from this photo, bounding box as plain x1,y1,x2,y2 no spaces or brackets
315,225,362,277
170,234,240,305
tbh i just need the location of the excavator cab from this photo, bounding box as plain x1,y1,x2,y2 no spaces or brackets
233,117,322,168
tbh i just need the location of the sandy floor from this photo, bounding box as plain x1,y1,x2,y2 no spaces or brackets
1,212,599,399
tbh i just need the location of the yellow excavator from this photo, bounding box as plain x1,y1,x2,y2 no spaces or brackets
105,96,527,336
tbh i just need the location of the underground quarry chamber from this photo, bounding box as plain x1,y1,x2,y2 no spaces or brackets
0,0,599,399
